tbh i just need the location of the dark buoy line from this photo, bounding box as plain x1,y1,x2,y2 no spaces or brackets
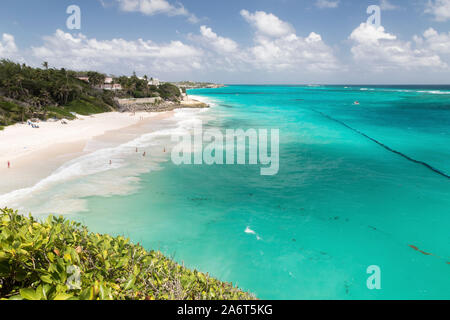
311,108,450,180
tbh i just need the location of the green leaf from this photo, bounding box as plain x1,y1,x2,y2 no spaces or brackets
99,284,110,300
40,274,53,284
0,260,10,275
20,288,40,300
0,208,253,301
124,276,136,291
53,293,74,300
79,287,94,300
37,285,48,300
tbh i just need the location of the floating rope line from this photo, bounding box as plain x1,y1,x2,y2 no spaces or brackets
311,109,450,180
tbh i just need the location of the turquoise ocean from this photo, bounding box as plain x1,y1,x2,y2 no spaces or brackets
5,85,450,299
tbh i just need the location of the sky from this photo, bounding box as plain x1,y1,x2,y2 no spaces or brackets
0,0,450,84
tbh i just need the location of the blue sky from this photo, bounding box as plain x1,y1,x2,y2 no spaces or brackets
1,0,450,83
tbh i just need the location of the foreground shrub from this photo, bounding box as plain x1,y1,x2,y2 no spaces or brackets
0,208,254,300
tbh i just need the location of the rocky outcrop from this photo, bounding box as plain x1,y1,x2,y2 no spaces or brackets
115,97,209,113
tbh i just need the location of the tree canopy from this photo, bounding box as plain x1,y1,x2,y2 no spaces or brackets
0,60,182,126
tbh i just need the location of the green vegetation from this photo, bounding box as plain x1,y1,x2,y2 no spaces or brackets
0,60,116,125
158,83,182,100
0,60,182,127
116,74,181,101
116,74,155,99
0,208,254,300
45,106,76,120
64,96,113,116
0,98,25,125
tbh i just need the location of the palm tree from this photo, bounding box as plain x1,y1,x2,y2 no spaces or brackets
30,96,41,108
40,89,51,106
13,74,24,92
21,105,31,123
52,82,66,105
42,61,49,70
3,78,17,98
4,75,26,99
86,72,106,88
143,75,149,95
60,84,71,105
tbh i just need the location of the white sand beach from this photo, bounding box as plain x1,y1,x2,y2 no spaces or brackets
0,111,174,195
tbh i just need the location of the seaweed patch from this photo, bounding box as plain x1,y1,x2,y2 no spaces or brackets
408,245,432,256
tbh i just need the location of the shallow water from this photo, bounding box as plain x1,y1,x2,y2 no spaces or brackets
8,85,450,299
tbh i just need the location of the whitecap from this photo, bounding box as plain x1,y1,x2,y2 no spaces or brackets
0,107,213,215
245,226,256,234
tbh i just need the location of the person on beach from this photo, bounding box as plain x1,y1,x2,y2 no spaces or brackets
136,147,138,153
7,161,10,169
143,152,146,157
109,160,112,165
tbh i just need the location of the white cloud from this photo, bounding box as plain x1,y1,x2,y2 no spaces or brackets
349,23,447,71
8,14,339,79
350,22,397,44
237,11,340,72
315,0,339,9
240,10,295,37
417,28,450,54
116,0,198,23
425,0,450,21
236,10,340,71
186,26,243,73
190,12,340,74
0,33,18,59
248,32,339,72
31,29,203,74
380,0,399,11
199,26,238,53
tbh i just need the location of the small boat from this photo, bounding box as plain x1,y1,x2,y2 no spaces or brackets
353,101,360,105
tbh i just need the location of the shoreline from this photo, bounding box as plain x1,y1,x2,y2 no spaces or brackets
0,111,174,196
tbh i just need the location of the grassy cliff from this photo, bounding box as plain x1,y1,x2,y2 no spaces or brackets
0,208,254,300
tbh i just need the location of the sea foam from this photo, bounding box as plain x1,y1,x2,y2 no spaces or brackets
0,108,209,215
